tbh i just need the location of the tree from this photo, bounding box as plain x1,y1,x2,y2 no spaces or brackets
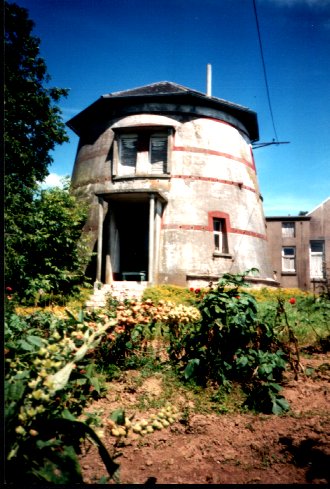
19,179,91,301
5,1,68,197
4,2,73,298
6,177,91,301
4,3,91,300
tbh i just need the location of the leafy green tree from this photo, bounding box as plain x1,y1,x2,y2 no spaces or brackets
5,1,69,295
24,180,91,301
6,179,91,301
4,2,90,300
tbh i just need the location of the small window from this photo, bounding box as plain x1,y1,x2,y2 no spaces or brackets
282,246,296,272
119,135,138,174
116,129,169,176
282,222,295,238
150,135,168,173
310,240,325,279
213,218,228,253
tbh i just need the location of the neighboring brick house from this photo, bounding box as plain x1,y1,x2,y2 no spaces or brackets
266,197,330,292
67,81,277,288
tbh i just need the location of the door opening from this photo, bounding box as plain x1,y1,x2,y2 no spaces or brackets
114,201,149,281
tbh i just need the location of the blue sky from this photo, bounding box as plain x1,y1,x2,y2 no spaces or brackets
15,0,330,215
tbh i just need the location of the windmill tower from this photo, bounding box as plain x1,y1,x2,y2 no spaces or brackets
67,79,276,288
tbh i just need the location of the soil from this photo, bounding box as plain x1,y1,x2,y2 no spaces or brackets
79,352,330,485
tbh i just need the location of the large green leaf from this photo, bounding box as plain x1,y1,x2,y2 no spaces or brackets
184,358,200,380
109,408,125,426
272,396,290,415
26,335,44,347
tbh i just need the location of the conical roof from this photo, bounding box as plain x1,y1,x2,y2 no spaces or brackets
67,81,259,140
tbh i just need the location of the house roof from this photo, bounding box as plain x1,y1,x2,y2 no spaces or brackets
66,81,259,140
265,216,311,221
307,196,330,216
266,196,330,220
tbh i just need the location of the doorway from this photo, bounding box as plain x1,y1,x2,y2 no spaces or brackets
113,201,149,280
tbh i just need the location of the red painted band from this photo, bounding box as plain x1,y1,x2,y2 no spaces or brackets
171,175,256,194
172,145,255,170
162,223,267,241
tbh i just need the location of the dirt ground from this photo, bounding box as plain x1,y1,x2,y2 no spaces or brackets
79,352,330,485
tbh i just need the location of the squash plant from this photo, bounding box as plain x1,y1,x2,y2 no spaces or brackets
5,309,119,484
167,270,290,414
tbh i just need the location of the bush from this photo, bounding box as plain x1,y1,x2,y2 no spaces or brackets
164,270,290,414
6,180,92,304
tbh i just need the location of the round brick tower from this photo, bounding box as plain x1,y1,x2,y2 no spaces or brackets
67,82,276,287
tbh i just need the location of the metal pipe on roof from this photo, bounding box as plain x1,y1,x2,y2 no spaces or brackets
207,64,212,97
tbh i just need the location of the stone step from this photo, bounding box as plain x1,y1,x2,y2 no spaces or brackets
85,281,148,309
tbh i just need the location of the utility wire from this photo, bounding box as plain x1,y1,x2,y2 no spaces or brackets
252,0,279,142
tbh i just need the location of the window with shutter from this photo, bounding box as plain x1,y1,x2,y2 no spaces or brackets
150,135,167,174
119,135,138,174
116,129,170,176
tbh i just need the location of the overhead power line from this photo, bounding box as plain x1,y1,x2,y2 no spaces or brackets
252,0,279,143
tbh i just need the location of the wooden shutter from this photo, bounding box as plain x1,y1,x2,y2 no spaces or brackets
120,135,137,174
150,135,167,173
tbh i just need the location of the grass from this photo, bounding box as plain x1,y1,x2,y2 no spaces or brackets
142,284,197,305
14,283,329,347
257,294,330,346
14,287,92,317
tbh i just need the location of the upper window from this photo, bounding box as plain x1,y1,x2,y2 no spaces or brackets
310,240,325,279
282,222,295,238
282,246,296,272
115,129,170,176
213,218,228,254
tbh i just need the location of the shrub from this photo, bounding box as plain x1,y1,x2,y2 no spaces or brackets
5,309,119,483
165,270,290,414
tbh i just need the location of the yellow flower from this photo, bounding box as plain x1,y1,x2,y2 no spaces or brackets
27,408,37,417
43,359,53,369
15,426,26,435
18,412,27,422
28,379,40,389
32,389,43,400
52,361,62,368
43,378,54,389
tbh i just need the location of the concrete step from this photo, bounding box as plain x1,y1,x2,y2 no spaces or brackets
85,281,148,309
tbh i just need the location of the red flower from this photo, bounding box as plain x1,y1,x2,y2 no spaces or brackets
289,297,296,305
235,296,240,299
6,286,13,292
195,288,201,294
189,288,194,292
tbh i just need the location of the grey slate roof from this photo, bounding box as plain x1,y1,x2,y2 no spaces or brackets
67,81,259,141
